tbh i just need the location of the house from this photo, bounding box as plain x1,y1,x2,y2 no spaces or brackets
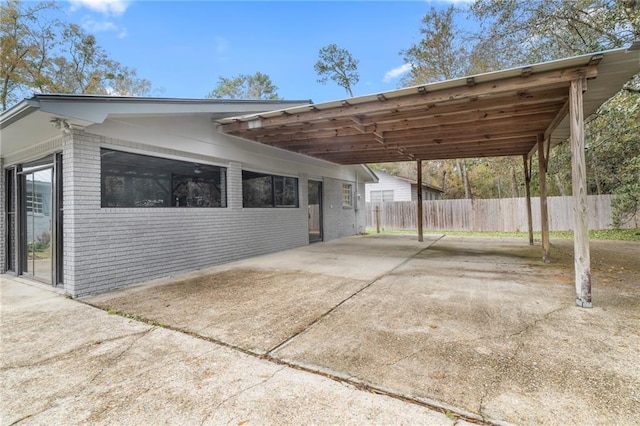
365,171,443,202
0,94,377,296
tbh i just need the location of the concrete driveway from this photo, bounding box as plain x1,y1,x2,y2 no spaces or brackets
4,234,639,424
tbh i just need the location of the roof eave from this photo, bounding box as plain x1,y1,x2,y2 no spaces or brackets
0,98,40,130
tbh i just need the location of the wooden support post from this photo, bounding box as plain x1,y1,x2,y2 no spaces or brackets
537,134,550,263
417,160,424,242
375,206,380,234
570,77,592,308
523,154,534,246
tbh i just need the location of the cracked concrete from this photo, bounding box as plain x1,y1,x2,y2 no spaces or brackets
4,234,639,424
1,276,453,425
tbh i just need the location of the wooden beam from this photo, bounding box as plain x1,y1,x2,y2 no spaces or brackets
417,160,424,242
523,154,534,245
358,88,569,126
247,108,560,143
370,104,564,133
229,91,568,140
373,131,385,144
257,114,555,147
543,98,570,141
350,117,366,133
570,77,592,308
319,145,531,163
537,133,550,263
221,66,597,132
295,136,537,156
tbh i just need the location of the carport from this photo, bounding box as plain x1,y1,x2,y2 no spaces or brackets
218,46,640,308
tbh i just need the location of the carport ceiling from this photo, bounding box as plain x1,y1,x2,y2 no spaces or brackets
218,47,639,165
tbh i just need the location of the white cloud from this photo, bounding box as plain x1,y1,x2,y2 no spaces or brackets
383,64,412,83
70,0,129,17
81,17,128,38
82,19,117,32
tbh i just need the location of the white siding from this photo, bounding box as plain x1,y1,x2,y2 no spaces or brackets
365,171,412,202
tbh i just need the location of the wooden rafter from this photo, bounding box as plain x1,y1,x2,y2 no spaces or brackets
222,66,596,133
216,63,605,164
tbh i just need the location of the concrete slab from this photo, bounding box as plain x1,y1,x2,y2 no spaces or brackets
20,234,639,424
274,236,640,424
0,277,455,425
86,234,439,354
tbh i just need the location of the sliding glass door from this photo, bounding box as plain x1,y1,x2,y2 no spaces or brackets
14,154,62,286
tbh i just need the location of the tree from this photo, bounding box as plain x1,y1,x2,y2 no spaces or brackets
612,157,640,227
400,6,473,86
471,0,639,65
1,0,152,111
1,0,58,110
41,24,151,96
206,72,280,100
314,43,359,97
386,0,640,214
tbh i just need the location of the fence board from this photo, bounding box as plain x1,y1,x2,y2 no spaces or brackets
366,195,638,232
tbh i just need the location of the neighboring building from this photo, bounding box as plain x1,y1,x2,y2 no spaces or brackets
1,94,377,296
365,171,443,202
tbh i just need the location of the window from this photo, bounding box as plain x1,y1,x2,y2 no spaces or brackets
370,190,394,202
342,183,353,208
26,192,43,214
242,170,298,208
101,148,226,207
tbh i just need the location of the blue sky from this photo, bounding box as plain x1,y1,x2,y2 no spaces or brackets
62,0,474,103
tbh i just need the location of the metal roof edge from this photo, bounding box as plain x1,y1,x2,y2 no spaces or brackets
29,93,312,105
217,47,633,125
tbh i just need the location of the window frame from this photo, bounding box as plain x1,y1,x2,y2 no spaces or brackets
26,191,44,214
370,190,394,203
242,170,299,208
100,148,227,208
342,183,353,208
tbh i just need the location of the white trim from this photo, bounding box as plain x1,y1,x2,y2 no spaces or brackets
99,142,229,169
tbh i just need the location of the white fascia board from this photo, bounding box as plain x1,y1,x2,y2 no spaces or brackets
0,99,39,129
35,97,310,124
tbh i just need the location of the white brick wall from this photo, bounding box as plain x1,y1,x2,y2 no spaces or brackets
62,132,313,296
2,128,367,295
322,178,358,241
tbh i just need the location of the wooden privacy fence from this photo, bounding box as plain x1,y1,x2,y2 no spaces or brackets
366,195,638,232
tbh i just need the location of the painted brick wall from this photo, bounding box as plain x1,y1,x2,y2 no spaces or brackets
63,132,310,296
322,177,358,241
356,181,366,234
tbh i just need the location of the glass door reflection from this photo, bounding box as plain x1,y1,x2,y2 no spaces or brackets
24,167,53,284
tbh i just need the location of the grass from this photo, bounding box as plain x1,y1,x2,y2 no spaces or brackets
365,228,640,241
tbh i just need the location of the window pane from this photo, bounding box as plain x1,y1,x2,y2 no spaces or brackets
342,183,353,207
101,149,226,208
242,171,273,207
243,171,298,208
274,176,298,207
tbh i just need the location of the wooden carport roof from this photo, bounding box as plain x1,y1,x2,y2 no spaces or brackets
219,47,639,308
218,47,639,165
